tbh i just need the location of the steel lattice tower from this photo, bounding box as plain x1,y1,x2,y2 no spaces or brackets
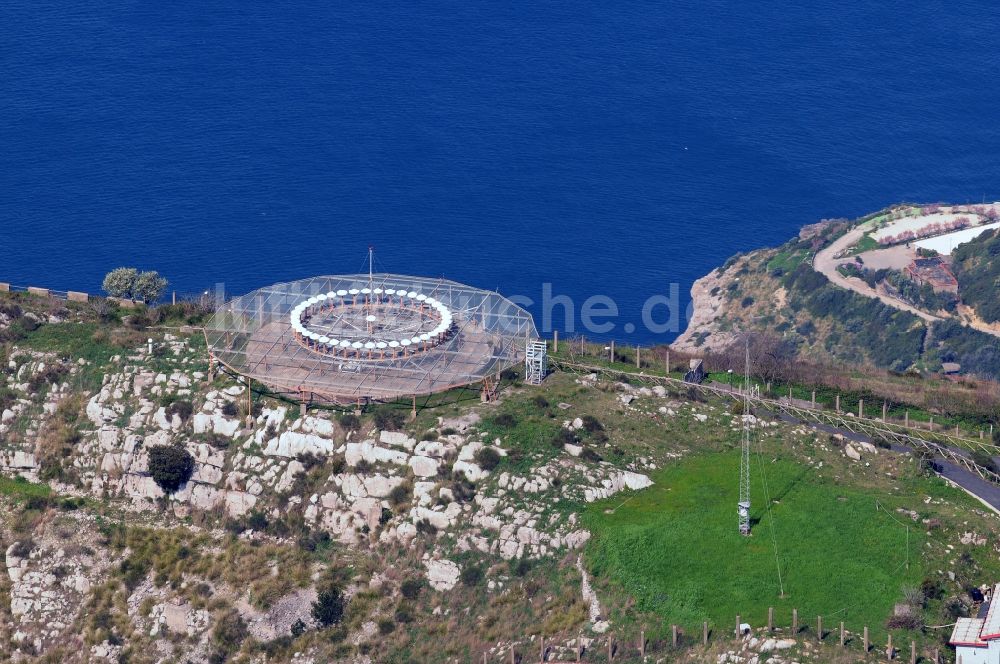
738,339,752,536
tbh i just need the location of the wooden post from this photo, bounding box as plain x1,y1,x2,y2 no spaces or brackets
703,621,708,645
610,340,615,362
767,607,774,631
835,394,840,413
863,626,869,652
811,390,816,408
882,401,887,421
929,415,934,430
540,636,545,661
672,624,678,647
910,640,916,664
788,385,792,401
955,424,960,437
905,410,909,427
299,401,307,417
608,635,613,660
639,629,645,656
839,621,845,646
576,633,581,661
636,346,641,369
172,291,176,305
887,633,893,660
666,350,670,373
817,615,822,641
859,398,864,418
510,645,515,664
553,330,558,353
792,609,798,634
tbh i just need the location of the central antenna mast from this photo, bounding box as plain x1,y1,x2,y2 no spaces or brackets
738,337,752,536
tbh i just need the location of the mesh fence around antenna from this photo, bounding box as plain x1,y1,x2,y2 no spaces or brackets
204,274,538,404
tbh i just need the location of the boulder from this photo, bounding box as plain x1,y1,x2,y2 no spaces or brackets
424,559,461,591
408,455,440,478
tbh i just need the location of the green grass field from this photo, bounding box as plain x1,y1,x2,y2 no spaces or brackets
583,452,923,636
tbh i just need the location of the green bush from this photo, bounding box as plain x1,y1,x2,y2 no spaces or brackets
311,583,346,627
147,445,194,493
460,565,483,587
400,578,423,600
474,446,501,471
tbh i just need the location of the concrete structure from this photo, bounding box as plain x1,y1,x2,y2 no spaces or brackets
951,583,1000,664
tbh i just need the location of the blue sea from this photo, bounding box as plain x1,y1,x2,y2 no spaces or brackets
4,2,1000,343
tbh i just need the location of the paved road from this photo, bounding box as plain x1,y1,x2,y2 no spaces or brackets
812,223,941,322
775,412,1000,513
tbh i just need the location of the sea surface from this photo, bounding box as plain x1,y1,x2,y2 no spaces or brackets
4,2,1000,343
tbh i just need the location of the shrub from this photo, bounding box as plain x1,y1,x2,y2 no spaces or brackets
388,483,412,507
221,401,239,418
377,619,395,635
460,565,483,587
148,445,194,493
580,415,604,433
400,578,422,600
581,448,603,463
492,413,517,428
551,428,577,449
339,413,360,431
311,584,346,627
211,608,249,659
415,519,437,536
290,619,307,637
373,408,406,431
474,447,501,471
531,395,550,409
166,399,194,422
394,606,413,623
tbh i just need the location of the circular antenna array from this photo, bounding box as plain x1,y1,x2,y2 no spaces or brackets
289,287,454,359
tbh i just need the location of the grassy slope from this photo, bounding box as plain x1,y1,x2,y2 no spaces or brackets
583,449,997,643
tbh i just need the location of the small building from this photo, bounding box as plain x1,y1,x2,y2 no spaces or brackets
950,583,1000,664
942,362,962,375
684,359,706,384
905,257,959,293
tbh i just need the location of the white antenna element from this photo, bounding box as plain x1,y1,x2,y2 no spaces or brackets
738,337,752,536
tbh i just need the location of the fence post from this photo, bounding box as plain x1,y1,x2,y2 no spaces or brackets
540,636,545,661
792,609,798,634
767,607,774,631
703,621,708,645
576,633,581,661
839,621,845,646
610,340,615,362
887,633,893,660
672,624,678,647
905,410,909,427
863,626,869,652
817,615,822,641
811,390,816,408
882,401,887,421
929,415,934,430
639,629,645,657
835,394,840,412
736,615,741,636
608,635,613,661
554,330,558,353
666,350,670,373
910,641,916,664
510,645,515,664
636,346,640,369
859,398,864,418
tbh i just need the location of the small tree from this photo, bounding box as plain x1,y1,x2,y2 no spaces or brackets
148,445,194,493
311,583,345,627
102,267,139,299
474,446,501,471
135,270,168,304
